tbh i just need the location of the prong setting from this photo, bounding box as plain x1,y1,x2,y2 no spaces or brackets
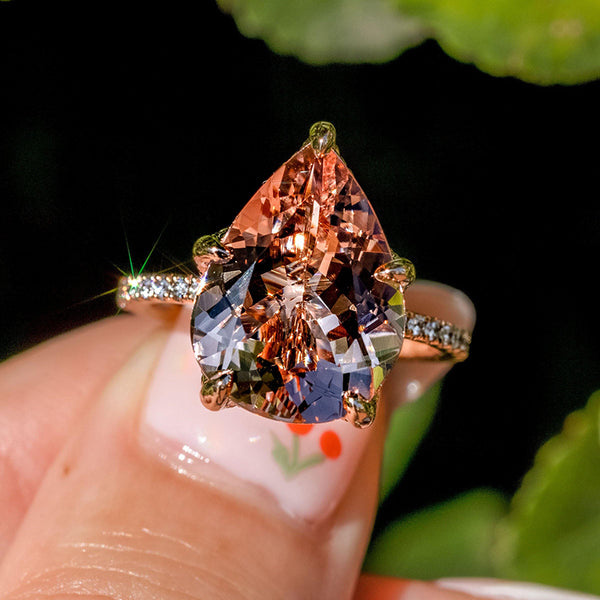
306,121,339,157
200,370,234,411
343,390,377,428
192,228,232,272
373,256,416,292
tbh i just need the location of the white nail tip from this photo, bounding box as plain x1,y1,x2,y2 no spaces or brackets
436,578,600,600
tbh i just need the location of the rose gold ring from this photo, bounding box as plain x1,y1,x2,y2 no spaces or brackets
116,122,472,427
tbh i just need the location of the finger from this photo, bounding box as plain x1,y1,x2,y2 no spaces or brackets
0,317,383,598
0,310,172,560
0,283,474,598
355,574,600,599
386,280,476,409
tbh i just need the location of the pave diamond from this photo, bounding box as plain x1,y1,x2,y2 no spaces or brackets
191,142,405,424
116,274,199,308
404,310,471,359
424,320,440,341
407,315,425,337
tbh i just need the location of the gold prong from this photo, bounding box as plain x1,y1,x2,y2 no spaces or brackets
192,228,232,273
306,121,339,157
343,390,377,428
374,257,416,292
200,370,234,412
192,234,231,260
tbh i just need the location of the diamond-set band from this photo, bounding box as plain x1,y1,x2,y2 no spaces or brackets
116,273,200,306
117,273,471,362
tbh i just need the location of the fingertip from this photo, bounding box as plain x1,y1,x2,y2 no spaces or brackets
405,280,476,333
381,280,475,410
0,311,382,600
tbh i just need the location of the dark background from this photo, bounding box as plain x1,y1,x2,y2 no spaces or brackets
1,3,599,529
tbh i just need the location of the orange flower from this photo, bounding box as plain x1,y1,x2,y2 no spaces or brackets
319,430,342,459
287,423,314,436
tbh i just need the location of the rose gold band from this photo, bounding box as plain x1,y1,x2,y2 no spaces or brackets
116,273,471,362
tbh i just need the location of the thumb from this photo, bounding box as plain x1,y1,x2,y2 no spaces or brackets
0,282,473,600
0,307,385,599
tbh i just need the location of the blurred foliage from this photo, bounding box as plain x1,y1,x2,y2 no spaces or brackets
379,382,440,502
365,489,508,579
396,0,600,85
366,389,600,595
495,390,600,594
216,0,425,64
218,0,600,84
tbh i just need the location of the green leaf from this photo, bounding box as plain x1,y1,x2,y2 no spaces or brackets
271,432,325,479
217,0,427,64
379,382,440,502
218,0,600,84
365,488,508,579
494,390,600,594
395,0,600,84
296,453,326,472
271,432,292,475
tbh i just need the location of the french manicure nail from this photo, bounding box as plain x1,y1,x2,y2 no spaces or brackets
404,281,476,331
383,281,476,411
139,305,373,523
436,578,600,600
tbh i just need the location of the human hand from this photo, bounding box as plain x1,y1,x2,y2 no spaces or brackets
0,280,590,599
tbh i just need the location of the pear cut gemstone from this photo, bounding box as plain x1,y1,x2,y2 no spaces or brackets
191,143,405,423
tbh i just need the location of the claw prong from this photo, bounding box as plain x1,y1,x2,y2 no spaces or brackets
192,232,232,262
343,390,377,428
374,257,415,292
200,370,234,412
192,230,232,273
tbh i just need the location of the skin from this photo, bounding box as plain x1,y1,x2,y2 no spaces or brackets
0,280,552,600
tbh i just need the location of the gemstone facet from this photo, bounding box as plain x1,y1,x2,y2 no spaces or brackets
191,141,405,423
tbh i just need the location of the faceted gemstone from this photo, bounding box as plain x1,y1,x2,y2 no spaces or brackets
191,143,405,423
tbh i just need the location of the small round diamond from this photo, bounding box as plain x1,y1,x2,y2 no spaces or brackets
139,278,154,299
424,320,440,341
439,324,453,346
171,277,190,299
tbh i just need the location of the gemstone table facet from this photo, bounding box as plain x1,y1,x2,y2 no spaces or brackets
191,142,405,423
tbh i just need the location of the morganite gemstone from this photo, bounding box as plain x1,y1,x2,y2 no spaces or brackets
191,143,405,423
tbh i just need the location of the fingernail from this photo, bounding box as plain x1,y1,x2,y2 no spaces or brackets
436,578,600,600
384,281,476,410
139,305,373,523
405,281,476,331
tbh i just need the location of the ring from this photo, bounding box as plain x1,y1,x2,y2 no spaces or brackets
116,122,472,428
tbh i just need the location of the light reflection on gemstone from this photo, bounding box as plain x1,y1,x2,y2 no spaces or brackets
191,143,405,423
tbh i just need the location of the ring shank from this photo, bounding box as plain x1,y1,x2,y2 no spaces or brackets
402,311,470,361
